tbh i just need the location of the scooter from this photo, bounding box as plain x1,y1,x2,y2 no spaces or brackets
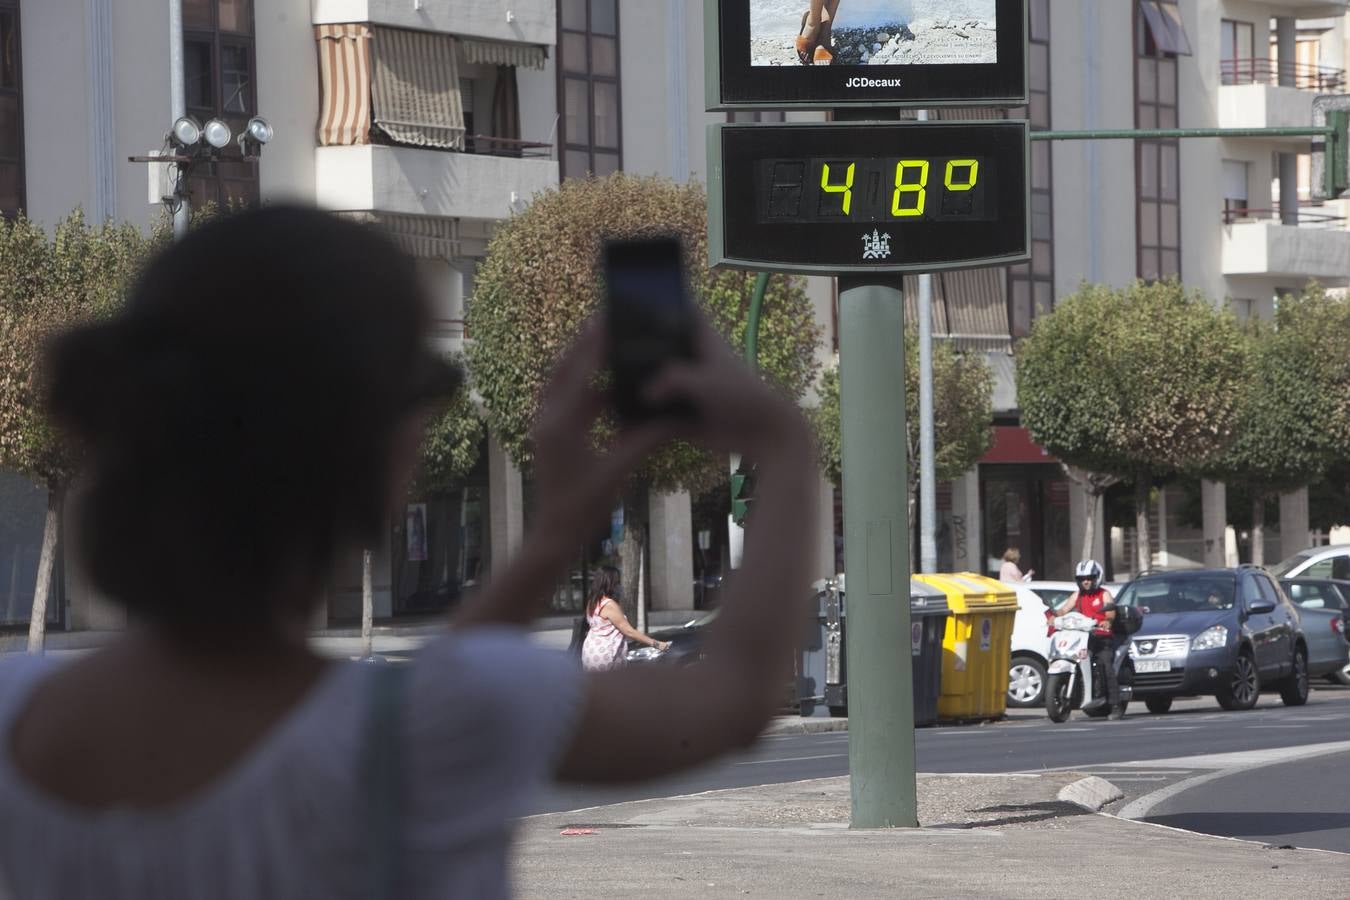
1044,611,1134,723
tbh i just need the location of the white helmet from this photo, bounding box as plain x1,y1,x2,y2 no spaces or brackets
1074,559,1103,592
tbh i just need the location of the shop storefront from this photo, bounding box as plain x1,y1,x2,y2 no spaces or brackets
978,426,1072,581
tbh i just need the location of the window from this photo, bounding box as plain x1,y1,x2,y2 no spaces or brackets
183,0,258,208
1219,19,1254,85
1008,0,1052,338
0,1,23,217
1136,0,1180,281
558,0,621,178
1222,159,1249,221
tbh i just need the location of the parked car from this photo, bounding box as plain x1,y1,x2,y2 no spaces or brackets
1115,567,1309,713
1270,545,1350,581
1280,578,1350,686
1005,581,1076,708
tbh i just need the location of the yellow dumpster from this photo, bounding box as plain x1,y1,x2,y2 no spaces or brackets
913,572,1019,721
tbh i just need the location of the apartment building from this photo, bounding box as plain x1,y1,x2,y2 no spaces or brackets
1,0,1345,633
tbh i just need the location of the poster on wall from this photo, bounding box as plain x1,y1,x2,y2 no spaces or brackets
708,0,1025,109
407,503,428,562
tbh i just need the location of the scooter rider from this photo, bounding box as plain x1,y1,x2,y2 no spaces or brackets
1055,559,1125,720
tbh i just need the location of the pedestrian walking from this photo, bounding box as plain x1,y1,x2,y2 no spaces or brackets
0,205,817,899
999,547,1033,583
580,566,669,671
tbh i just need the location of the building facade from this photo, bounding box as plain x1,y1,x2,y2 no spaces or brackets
1,0,1347,633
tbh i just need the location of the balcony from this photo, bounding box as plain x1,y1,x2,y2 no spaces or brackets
1260,0,1348,15
1221,207,1350,283
312,0,554,45
314,143,558,223
1218,60,1346,138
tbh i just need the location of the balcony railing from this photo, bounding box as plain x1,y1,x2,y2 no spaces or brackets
1220,58,1346,92
1222,206,1347,229
463,134,553,159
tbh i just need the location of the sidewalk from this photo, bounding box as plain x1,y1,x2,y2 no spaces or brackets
514,773,1348,899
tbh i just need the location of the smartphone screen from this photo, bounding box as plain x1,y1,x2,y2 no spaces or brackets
604,237,696,425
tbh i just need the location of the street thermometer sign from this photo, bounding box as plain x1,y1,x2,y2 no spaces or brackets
708,120,1029,274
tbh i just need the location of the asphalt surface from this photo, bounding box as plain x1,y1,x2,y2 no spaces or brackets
539,687,1350,852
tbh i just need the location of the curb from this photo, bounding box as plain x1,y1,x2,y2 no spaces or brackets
1057,775,1124,812
762,717,850,735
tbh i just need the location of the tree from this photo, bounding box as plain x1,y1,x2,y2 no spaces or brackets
360,376,485,657
0,212,154,652
1202,288,1346,564
1017,280,1247,573
466,173,820,615
812,329,994,542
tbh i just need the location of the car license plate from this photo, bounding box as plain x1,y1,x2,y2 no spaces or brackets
1135,659,1171,673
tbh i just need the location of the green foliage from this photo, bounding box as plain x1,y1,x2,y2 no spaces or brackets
466,173,821,496
1203,309,1337,493
1016,279,1248,481
413,370,485,496
0,212,154,488
812,328,994,488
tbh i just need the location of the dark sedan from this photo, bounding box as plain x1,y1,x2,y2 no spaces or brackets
1280,578,1350,685
1116,567,1309,713
625,610,718,665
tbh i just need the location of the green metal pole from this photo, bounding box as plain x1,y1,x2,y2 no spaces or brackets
1031,126,1333,141
838,275,917,828
746,272,767,370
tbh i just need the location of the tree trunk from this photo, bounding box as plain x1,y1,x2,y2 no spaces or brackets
1133,477,1151,577
1250,495,1266,567
1082,490,1100,563
27,489,60,654
361,549,374,658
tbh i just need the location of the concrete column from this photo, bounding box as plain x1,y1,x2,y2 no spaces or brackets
1279,486,1311,560
1276,18,1297,87
949,469,983,575
1067,480,1107,565
488,433,524,574
1201,480,1228,568
647,489,694,611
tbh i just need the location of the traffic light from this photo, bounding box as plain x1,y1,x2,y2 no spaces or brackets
730,461,756,526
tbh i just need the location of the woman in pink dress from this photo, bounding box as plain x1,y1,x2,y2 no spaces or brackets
581,567,668,671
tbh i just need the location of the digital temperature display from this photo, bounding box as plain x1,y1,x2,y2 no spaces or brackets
760,157,994,224
710,121,1029,274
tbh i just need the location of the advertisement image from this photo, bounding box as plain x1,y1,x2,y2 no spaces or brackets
749,0,997,67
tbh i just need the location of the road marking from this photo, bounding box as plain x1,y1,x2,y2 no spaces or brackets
1139,726,1199,731
734,753,848,767
1117,740,1350,820
1245,724,1309,729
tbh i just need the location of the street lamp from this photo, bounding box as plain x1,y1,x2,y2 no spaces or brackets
202,118,232,150
238,116,273,159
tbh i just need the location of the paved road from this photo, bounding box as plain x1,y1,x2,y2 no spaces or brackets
538,687,1350,851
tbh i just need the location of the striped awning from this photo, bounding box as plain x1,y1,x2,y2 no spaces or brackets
316,24,372,146
460,37,547,70
904,268,1012,352
341,211,463,260
370,26,465,150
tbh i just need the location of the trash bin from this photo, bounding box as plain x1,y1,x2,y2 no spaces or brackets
798,576,950,723
909,579,949,727
798,577,845,717
913,572,1019,721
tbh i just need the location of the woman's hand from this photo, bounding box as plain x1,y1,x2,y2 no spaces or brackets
643,319,811,458
528,319,681,542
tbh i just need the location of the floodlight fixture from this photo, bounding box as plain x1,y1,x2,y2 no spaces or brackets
203,118,232,150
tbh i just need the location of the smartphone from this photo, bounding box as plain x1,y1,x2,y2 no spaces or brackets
603,236,697,425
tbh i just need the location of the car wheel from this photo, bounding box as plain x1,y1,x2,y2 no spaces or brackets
1216,650,1260,711
1145,696,1173,714
1007,655,1048,707
1279,646,1310,707
1332,663,1350,687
